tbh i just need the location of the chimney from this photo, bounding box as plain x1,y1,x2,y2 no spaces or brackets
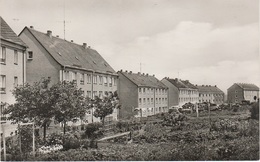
71,40,74,43
56,35,59,38
125,70,128,73
83,43,87,49
143,73,145,76
186,80,189,82
138,72,141,75
146,73,149,76
153,74,155,77
209,85,211,87
47,30,52,38
202,85,204,87
129,71,132,74
120,69,123,72
88,46,91,48
215,85,217,87
30,26,34,29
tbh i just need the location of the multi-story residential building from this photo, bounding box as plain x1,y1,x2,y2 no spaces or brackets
118,70,168,119
0,17,27,117
227,83,259,103
196,85,224,105
19,26,118,123
161,78,199,107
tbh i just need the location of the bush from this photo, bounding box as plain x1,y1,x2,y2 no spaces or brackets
83,122,103,139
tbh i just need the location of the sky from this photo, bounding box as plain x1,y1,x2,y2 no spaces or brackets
0,0,259,93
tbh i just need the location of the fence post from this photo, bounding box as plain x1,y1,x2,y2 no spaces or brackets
2,124,6,161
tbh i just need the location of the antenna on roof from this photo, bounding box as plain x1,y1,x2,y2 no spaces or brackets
63,0,66,40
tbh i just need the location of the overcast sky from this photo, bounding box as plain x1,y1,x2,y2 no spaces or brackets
1,0,259,93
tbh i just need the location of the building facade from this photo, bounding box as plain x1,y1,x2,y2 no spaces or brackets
161,78,199,107
0,17,27,117
19,26,118,123
196,85,224,105
227,83,259,103
118,70,168,119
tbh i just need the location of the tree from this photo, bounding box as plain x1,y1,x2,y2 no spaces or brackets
50,81,88,134
4,78,55,139
91,91,120,125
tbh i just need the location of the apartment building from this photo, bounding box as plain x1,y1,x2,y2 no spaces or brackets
227,83,259,103
19,26,118,123
161,78,199,107
118,70,168,119
196,85,224,105
0,17,27,117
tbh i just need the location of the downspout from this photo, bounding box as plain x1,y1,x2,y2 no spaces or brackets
91,71,94,123
22,51,25,85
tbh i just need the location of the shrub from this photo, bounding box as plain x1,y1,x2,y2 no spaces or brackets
83,122,103,139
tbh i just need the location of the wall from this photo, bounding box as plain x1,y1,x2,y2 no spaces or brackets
19,29,61,85
0,41,26,105
227,84,244,103
118,72,138,119
161,79,179,107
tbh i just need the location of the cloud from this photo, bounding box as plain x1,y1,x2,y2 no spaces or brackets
96,21,259,91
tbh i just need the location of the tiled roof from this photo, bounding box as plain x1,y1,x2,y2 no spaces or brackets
23,27,116,74
196,85,224,93
235,83,259,91
0,17,26,46
119,71,167,88
166,78,197,89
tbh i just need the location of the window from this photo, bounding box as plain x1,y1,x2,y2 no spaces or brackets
104,76,108,86
80,73,84,85
99,91,103,98
139,88,142,93
87,74,91,84
28,51,33,60
109,77,112,87
1,47,6,64
14,50,18,65
99,76,103,85
156,98,158,104
14,76,18,87
64,71,69,81
159,98,161,104
143,98,146,104
87,91,91,98
0,75,6,93
93,75,97,84
147,98,150,105
71,72,77,83
139,98,142,105
114,78,117,86
143,88,146,93
151,98,154,104
93,91,97,97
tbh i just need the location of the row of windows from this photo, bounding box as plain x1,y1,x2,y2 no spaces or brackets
139,97,167,105
64,71,117,86
138,87,167,95
199,99,223,103
179,97,198,102
180,90,198,95
84,90,112,98
199,93,223,97
0,47,19,65
140,107,168,114
0,75,18,93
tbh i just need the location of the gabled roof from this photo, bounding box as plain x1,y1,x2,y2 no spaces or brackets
20,27,116,74
165,78,197,90
196,85,224,93
0,17,26,46
119,71,167,88
235,83,259,91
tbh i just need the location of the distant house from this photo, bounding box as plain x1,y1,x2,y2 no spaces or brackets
161,78,199,107
118,70,168,119
19,26,118,123
227,83,259,103
0,17,27,117
196,85,224,105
